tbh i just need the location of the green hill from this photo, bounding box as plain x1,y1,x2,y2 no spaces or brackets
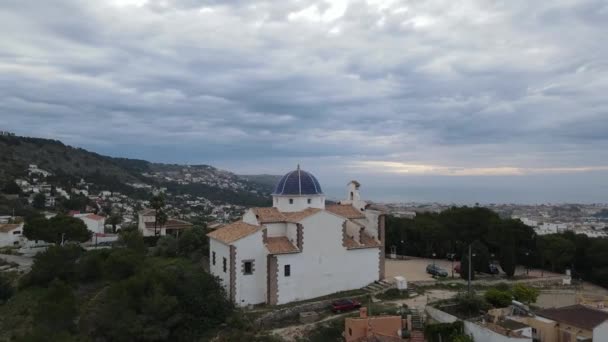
0,135,272,206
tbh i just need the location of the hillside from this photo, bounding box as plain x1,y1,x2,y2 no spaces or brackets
239,174,282,190
0,135,272,206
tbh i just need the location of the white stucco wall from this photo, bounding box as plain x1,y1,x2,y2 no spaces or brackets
242,209,258,225
209,238,231,295
80,217,104,234
286,222,298,243
274,211,379,304
233,231,267,306
593,321,608,342
0,227,24,247
464,321,532,342
273,195,325,212
265,223,287,237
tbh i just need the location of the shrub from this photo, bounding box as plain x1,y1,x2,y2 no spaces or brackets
512,283,539,304
103,249,143,281
154,235,178,257
21,244,83,287
484,288,512,308
77,249,110,282
0,273,14,302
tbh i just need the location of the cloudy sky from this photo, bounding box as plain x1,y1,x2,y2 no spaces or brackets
1,0,607,203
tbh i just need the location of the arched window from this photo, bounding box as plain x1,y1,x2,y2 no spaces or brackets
289,199,293,204
350,191,354,200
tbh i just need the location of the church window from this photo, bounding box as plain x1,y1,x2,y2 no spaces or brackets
289,199,293,204
284,264,291,277
243,260,253,275
350,191,354,200
223,257,227,273
212,251,216,265
307,198,311,204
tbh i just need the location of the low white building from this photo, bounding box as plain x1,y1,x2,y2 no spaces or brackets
0,223,25,247
207,166,386,306
73,213,106,234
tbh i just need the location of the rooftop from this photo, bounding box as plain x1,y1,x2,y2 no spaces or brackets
207,221,262,244
326,204,366,219
265,236,299,254
537,304,608,330
273,166,323,196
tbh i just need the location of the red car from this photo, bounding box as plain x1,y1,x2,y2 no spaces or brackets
331,299,361,313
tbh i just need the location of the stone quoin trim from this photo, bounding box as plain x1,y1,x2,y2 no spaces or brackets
262,228,268,244
242,259,255,275
378,214,386,280
342,221,348,247
267,255,279,305
229,245,236,302
296,223,304,251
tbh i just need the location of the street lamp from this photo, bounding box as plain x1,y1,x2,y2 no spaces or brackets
525,252,530,275
432,252,436,267
401,240,405,259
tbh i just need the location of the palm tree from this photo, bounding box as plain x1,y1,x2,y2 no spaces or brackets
150,194,165,236
156,210,168,236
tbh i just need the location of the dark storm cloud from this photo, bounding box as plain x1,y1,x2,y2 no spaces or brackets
0,0,607,181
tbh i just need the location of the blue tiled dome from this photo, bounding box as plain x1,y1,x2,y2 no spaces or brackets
273,167,323,195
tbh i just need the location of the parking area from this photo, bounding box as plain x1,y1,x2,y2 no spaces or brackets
385,258,458,282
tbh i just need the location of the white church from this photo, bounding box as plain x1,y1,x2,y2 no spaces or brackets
207,166,386,306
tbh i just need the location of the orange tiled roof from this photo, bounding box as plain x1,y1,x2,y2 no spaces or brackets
0,224,22,233
207,221,262,244
326,204,366,219
252,207,321,223
343,235,360,249
252,207,287,223
144,219,192,230
85,214,105,221
285,208,321,222
265,236,299,254
360,232,381,247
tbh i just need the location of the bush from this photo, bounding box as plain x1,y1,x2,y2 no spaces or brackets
178,226,208,260
512,283,539,304
22,244,83,287
77,249,110,282
484,288,512,308
154,236,178,257
118,229,147,253
103,249,143,281
0,273,14,302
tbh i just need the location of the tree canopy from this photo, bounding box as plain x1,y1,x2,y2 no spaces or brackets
23,214,91,244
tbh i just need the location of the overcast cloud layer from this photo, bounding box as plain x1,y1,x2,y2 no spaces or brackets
1,0,607,203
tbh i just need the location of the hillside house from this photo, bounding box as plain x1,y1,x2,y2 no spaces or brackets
137,209,193,236
0,223,24,247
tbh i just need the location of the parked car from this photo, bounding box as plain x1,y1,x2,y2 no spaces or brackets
331,299,361,313
426,264,448,277
487,264,500,275
446,253,459,261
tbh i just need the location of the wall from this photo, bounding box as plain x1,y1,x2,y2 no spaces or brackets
593,321,608,342
233,231,267,306
273,195,325,212
464,321,532,342
80,217,104,234
265,223,287,237
274,211,379,304
511,316,558,342
242,209,258,225
209,238,231,295
425,306,459,323
0,228,23,247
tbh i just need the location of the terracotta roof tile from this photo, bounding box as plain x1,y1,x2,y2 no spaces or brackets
265,236,299,254
360,232,381,247
285,208,321,222
0,224,22,233
84,214,105,221
343,235,360,249
207,221,262,244
537,304,608,330
326,204,366,219
252,207,287,223
144,219,193,230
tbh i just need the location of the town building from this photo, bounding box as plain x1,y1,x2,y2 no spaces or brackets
72,213,106,234
137,209,193,236
0,223,24,247
207,166,386,306
513,304,608,342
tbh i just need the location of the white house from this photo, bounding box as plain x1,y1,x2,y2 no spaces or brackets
73,213,106,234
0,223,25,247
137,209,193,236
207,166,386,306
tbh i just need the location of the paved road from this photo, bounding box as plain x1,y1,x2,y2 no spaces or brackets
0,253,34,272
